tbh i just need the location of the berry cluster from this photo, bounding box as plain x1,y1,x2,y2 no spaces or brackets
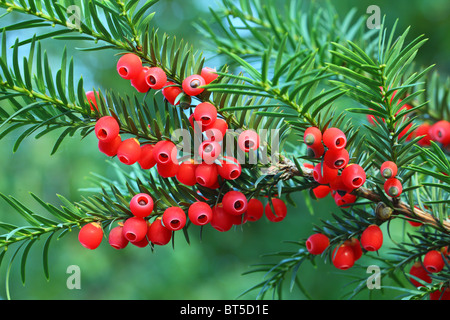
303,126,366,208
306,224,383,270
78,192,288,249
380,161,403,198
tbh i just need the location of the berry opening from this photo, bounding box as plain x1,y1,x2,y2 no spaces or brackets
229,170,240,179
170,219,180,229
190,79,201,88
98,129,108,140
158,153,169,163
119,156,130,165
197,177,206,185
197,214,207,224
306,240,312,250
426,266,437,273
352,177,362,186
118,66,128,77
148,75,156,85
125,232,136,242
138,197,148,206
234,200,244,211
244,140,254,149
335,137,345,147
335,160,344,167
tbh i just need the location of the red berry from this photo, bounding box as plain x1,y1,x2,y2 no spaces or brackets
222,191,248,216
409,261,432,287
199,140,222,164
304,127,322,147
153,140,178,166
384,177,402,197
108,226,128,250
78,222,103,250
217,156,242,180
137,144,157,170
238,130,260,152
323,127,347,150
145,67,167,90
86,90,100,111
360,225,383,252
430,120,450,145
95,116,120,143
380,161,398,179
329,175,354,195
195,163,219,188
130,235,149,248
117,53,142,80
182,74,205,96
430,287,450,300
306,233,329,255
312,185,330,199
201,67,218,84
341,164,366,189
176,160,198,186
313,163,338,185
130,66,151,93
210,204,234,232
306,143,325,158
347,238,363,261
194,102,217,128
162,207,186,231
423,250,446,273
334,192,356,208
415,123,432,147
203,118,228,142
162,81,183,105
117,138,141,165
323,148,349,170
98,134,122,157
122,217,148,243
129,193,154,218
245,198,264,222
188,201,213,226
147,218,172,246
156,161,180,178
332,243,355,270
265,198,287,222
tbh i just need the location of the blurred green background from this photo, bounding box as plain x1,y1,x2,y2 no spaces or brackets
0,0,448,300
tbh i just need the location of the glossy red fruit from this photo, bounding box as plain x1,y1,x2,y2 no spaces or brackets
176,160,198,186
409,261,432,287
210,204,234,232
360,225,383,252
341,164,366,189
188,201,213,226
332,243,355,270
222,191,248,216
306,143,325,158
130,66,151,93
415,123,432,147
217,156,241,180
245,198,264,222
329,175,354,195
95,116,120,143
334,192,356,208
265,198,287,222
153,140,178,166
380,161,398,179
78,222,103,250
108,226,128,250
429,287,450,300
137,144,156,169
347,238,363,261
129,193,154,218
201,67,218,84
323,127,347,150
203,118,228,142
147,218,172,246
98,134,122,157
430,120,450,145
195,163,218,188
162,207,186,231
238,130,260,152
312,185,330,199
86,91,100,111
157,161,179,178
423,250,446,273
130,235,149,248
117,138,141,165
304,127,322,147
182,74,205,96
162,81,183,105
313,163,338,185
122,217,148,243
384,177,402,197
199,140,222,164
306,233,329,255
145,67,167,90
194,102,217,128
116,53,142,80
324,148,349,170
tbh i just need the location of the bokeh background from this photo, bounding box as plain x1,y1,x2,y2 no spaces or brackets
0,0,448,300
